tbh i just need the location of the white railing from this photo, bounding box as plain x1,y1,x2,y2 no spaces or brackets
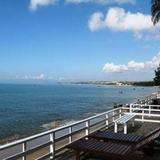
0,107,122,160
123,104,160,123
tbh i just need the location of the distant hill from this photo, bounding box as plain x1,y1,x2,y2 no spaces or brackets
132,81,154,86
73,81,155,87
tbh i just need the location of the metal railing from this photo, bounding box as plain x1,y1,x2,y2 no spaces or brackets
123,104,160,123
0,107,122,160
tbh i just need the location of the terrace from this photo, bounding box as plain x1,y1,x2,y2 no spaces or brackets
0,92,160,160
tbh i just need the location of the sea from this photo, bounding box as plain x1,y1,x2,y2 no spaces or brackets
0,83,156,142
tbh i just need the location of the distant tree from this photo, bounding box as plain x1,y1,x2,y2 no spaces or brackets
154,64,160,85
151,0,160,25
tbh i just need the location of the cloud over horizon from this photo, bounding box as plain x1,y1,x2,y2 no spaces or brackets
102,53,160,73
23,73,45,80
88,7,160,39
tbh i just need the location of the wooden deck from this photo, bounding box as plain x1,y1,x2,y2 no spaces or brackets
1,93,160,160
61,122,160,160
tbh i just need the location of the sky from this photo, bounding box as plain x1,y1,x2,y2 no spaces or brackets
0,0,160,83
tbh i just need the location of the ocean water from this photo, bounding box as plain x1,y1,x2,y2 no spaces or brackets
0,84,156,141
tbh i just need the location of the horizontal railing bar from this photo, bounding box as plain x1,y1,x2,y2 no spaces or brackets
0,107,121,151
123,107,160,112
125,112,160,117
132,108,160,111
55,114,120,142
135,119,160,123
89,119,106,127
55,118,113,142
68,108,119,128
132,104,160,107
5,141,51,160
55,127,88,142
36,153,52,160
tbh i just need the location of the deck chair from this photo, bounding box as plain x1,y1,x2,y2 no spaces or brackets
89,127,160,144
89,131,143,144
67,127,160,160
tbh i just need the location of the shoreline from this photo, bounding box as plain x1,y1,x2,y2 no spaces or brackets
72,81,155,87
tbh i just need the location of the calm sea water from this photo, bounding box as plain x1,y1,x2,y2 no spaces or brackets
0,84,156,140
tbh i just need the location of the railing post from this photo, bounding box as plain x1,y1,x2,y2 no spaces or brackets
22,142,27,160
114,122,117,133
112,111,115,122
124,123,127,134
69,126,72,144
130,104,132,113
105,114,109,128
50,132,55,159
142,110,144,122
149,105,151,116
119,109,122,118
85,121,89,136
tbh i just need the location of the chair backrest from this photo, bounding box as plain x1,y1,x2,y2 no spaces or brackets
135,127,160,150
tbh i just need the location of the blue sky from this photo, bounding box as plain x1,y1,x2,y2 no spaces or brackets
0,0,160,83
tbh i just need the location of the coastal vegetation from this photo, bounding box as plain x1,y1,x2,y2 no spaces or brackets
132,81,154,86
152,0,160,86
154,64,160,85
151,0,160,25
73,81,155,86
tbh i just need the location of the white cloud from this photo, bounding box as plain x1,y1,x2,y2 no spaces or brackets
23,74,45,80
88,7,160,39
36,73,45,80
89,7,153,32
29,0,58,10
24,75,29,79
102,63,128,73
103,53,160,73
127,61,145,70
29,0,135,10
88,12,106,31
66,0,135,5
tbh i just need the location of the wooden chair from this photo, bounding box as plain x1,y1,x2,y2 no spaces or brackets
67,127,160,160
